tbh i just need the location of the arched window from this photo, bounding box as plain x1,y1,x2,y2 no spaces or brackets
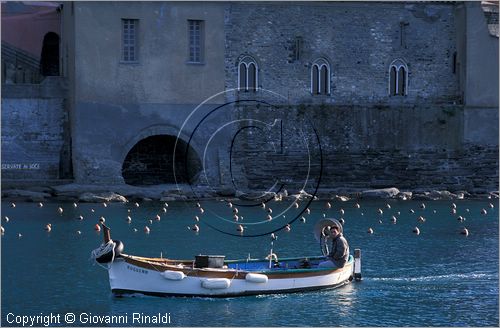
388,59,408,96
40,32,60,76
238,56,258,92
311,58,330,95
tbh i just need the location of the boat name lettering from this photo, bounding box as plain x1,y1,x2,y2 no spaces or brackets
126,265,148,274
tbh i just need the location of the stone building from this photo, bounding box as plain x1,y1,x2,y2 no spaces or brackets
1,1,498,194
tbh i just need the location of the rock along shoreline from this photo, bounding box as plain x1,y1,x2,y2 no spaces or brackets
1,184,498,203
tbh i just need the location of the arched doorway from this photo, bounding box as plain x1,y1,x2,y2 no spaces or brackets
40,32,59,76
122,135,202,186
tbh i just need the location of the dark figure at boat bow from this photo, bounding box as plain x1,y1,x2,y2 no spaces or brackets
319,225,349,268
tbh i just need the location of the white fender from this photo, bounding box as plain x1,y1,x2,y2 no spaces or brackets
161,270,186,281
201,278,231,289
245,273,268,283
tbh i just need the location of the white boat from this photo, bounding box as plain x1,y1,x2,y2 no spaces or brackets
92,219,362,297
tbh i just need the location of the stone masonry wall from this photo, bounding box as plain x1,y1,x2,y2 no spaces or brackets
225,2,460,106
1,94,68,182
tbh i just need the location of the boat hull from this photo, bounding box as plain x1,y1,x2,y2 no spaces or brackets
108,256,354,298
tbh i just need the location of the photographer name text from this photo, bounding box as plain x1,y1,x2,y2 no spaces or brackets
6,312,171,326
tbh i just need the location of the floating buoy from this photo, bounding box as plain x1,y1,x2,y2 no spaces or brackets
300,216,306,223
10,203,16,208
481,208,487,215
367,227,374,234
451,203,457,209
127,216,132,223
261,202,266,209
386,204,391,209
489,203,494,208
194,215,200,222
103,203,107,208
99,217,105,224
58,207,63,214
134,202,140,207
91,208,95,213
162,207,167,213
133,228,138,232
45,223,52,232
94,224,101,231
460,227,469,236
228,202,233,208
77,215,84,221
457,216,465,222
284,224,291,232
4,216,9,223
237,224,244,232
76,230,82,235
322,213,326,218
339,218,345,225
340,208,345,215
413,227,420,235
144,226,151,234
451,208,457,215
18,233,22,238
378,219,383,224
197,202,202,208
233,208,239,214
391,216,397,224
294,202,299,209
164,203,169,207
191,224,199,232
355,203,361,209
361,212,364,216
270,233,277,241
433,210,437,214
199,208,205,214
377,208,383,215
73,202,78,208
38,202,44,208
409,209,415,214
306,208,311,215
465,208,469,212
156,214,161,221
267,208,273,214
267,214,273,221
418,216,426,223
233,214,239,221
1,226,4,235
397,211,401,215
149,219,153,225
326,202,332,209
420,203,426,210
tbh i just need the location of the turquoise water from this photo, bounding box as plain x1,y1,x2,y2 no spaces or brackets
1,198,498,326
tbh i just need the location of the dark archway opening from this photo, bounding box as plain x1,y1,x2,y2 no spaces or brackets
122,135,202,186
40,32,60,76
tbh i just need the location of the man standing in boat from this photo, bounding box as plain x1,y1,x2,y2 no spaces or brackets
318,225,350,268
